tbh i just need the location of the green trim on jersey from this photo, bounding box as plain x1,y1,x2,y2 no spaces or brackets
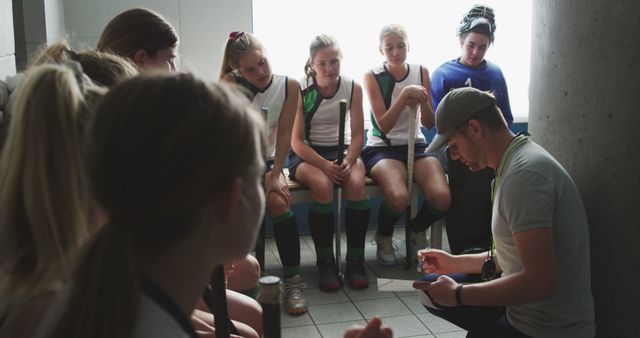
375,71,395,109
370,71,396,146
301,85,322,144
370,113,390,146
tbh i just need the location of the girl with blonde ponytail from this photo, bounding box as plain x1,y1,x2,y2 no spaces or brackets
0,63,105,338
46,73,265,338
220,31,305,315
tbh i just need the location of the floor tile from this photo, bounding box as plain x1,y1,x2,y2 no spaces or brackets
264,229,466,337
435,331,467,338
343,277,397,301
400,294,428,314
379,314,429,337
281,325,321,338
303,288,350,305
307,302,364,324
280,310,315,328
316,319,367,338
417,312,465,334
353,297,412,319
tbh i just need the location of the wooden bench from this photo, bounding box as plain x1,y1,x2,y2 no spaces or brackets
254,169,444,272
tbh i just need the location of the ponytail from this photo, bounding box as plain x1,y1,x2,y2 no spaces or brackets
219,38,236,80
50,223,139,338
304,58,315,83
28,40,138,88
0,64,92,314
219,31,264,79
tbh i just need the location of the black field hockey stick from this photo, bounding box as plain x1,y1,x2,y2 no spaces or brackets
335,99,347,278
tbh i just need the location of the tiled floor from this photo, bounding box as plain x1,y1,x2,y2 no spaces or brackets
263,227,467,338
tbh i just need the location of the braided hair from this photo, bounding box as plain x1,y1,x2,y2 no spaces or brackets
456,4,496,43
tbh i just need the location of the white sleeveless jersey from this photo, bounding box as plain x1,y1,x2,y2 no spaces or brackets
299,76,353,147
366,63,426,146
234,72,288,158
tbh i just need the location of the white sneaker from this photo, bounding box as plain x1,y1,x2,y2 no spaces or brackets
283,274,308,314
374,235,397,266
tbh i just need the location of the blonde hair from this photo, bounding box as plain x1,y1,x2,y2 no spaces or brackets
304,34,340,79
379,23,409,47
220,31,264,79
30,41,138,87
50,73,264,338
0,64,103,315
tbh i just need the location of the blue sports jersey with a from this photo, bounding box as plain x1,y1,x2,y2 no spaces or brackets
430,59,513,126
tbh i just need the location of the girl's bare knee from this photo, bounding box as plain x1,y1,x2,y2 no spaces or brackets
428,188,451,212
266,192,289,215
311,182,334,203
386,191,409,212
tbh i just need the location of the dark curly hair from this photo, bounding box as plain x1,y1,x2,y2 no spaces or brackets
456,4,496,43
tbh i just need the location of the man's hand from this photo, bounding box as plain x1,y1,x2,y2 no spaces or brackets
416,249,457,274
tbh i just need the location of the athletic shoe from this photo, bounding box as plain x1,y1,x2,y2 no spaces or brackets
374,235,397,266
345,257,369,289
283,274,308,314
317,258,341,291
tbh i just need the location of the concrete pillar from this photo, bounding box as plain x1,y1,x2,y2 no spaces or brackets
12,0,65,70
529,0,640,336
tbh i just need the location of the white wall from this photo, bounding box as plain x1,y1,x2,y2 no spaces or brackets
0,0,16,77
254,0,531,122
63,0,252,81
44,0,66,42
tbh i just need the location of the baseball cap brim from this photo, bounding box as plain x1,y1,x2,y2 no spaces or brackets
427,87,497,153
426,130,452,154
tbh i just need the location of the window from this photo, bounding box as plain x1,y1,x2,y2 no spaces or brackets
253,0,531,124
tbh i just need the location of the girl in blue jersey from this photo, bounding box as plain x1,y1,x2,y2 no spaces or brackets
288,35,370,291
430,5,512,125
362,24,451,266
220,32,307,314
419,4,514,257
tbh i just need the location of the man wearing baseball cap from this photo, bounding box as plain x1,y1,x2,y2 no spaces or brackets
415,87,595,337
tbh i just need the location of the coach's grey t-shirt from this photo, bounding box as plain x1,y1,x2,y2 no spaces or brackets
492,139,595,338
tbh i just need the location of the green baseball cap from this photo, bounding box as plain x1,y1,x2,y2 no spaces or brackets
426,87,496,153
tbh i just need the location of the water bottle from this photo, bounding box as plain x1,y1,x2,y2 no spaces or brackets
258,275,281,338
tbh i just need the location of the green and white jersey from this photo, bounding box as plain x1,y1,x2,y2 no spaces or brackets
234,72,288,159
366,63,426,147
299,76,353,147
